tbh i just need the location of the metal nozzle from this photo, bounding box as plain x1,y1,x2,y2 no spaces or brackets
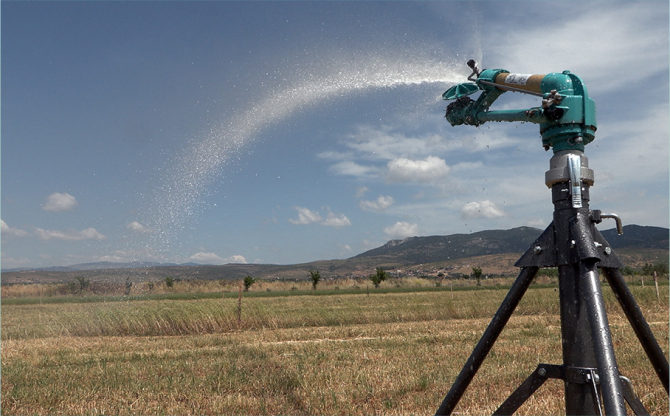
467,60,481,81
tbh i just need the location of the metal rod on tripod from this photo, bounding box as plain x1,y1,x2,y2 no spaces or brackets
435,266,539,415
581,260,627,416
602,267,670,393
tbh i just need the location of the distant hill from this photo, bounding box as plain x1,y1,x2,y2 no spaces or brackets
2,225,667,284
601,225,669,249
354,226,543,265
355,225,668,265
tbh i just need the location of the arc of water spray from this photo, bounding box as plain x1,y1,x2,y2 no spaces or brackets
147,57,468,251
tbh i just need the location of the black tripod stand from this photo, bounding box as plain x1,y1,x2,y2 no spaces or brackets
435,151,669,415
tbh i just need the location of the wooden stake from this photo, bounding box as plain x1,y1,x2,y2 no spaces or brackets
237,283,242,326
654,271,660,302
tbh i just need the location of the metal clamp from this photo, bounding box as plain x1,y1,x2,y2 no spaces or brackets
568,154,582,208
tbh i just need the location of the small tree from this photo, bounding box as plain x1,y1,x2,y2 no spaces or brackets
165,276,174,288
74,276,90,293
472,266,483,286
309,270,321,290
642,262,669,277
369,267,388,288
243,276,256,291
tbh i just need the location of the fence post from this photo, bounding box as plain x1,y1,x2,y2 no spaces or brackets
237,283,242,326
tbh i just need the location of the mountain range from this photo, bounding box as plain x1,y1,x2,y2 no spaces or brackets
2,225,667,284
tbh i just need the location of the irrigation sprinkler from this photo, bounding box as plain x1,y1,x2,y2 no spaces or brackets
435,60,669,416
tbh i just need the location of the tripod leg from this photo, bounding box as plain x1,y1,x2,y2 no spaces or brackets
435,266,539,415
601,267,669,393
581,260,627,416
492,364,559,415
619,376,650,416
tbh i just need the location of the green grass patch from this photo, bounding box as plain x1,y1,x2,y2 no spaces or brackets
1,282,516,306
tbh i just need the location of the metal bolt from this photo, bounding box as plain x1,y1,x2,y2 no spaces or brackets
538,367,547,377
533,246,542,254
604,247,612,255
570,240,576,248
594,242,603,248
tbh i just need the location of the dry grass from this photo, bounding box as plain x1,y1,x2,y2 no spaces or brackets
2,284,668,415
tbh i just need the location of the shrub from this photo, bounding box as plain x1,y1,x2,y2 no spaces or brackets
472,266,483,286
165,276,175,288
368,267,388,288
74,276,90,293
642,262,669,277
243,276,256,291
309,270,321,290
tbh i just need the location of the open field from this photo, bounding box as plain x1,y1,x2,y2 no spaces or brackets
2,279,668,415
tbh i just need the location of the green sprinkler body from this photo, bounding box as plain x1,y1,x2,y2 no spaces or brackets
443,60,596,153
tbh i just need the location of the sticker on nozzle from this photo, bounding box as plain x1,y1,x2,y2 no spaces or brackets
505,74,533,86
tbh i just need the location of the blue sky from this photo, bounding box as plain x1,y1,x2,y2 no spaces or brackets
2,1,668,269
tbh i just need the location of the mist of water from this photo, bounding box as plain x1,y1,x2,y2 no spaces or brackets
142,54,472,256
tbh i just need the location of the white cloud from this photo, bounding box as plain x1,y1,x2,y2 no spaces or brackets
485,2,668,94
450,161,484,172
387,156,450,183
289,207,323,225
594,105,669,182
189,252,224,264
339,244,352,252
225,255,247,264
189,252,247,265
328,161,379,178
289,207,351,227
461,200,505,220
322,212,352,227
355,186,370,198
383,221,419,239
526,219,547,229
1,252,33,269
127,221,151,233
1,220,30,238
42,192,78,212
359,195,395,212
34,227,106,241
343,124,456,160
